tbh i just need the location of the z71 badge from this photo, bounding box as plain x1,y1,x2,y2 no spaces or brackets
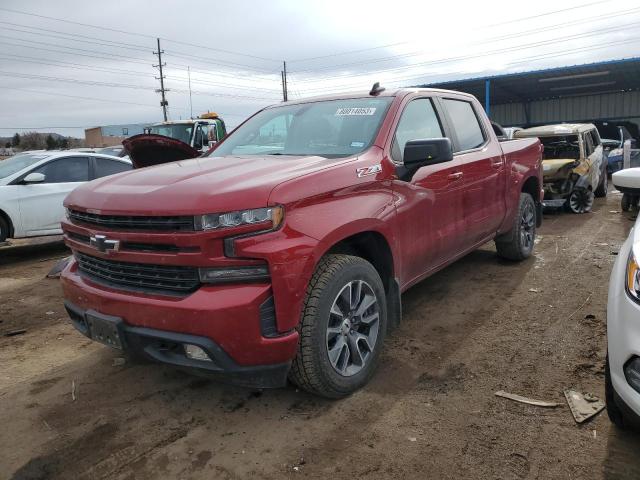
356,164,382,178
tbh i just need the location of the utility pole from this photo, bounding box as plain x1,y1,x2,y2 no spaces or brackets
281,61,288,102
188,66,193,119
153,37,169,121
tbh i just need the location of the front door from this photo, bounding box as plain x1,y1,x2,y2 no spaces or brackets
390,97,466,283
18,156,89,235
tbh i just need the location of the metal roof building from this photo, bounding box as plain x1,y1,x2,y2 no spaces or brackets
420,57,640,135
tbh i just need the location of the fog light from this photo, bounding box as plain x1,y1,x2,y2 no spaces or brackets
184,344,212,362
624,357,640,393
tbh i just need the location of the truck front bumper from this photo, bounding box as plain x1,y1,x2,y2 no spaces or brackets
61,259,299,389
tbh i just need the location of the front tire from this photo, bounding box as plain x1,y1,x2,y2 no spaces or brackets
289,254,387,398
566,188,594,214
495,192,536,261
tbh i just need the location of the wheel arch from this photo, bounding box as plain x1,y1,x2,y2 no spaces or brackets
0,208,14,238
321,228,402,329
521,175,542,227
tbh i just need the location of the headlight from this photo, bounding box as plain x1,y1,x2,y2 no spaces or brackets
195,206,283,231
199,265,269,284
626,252,640,303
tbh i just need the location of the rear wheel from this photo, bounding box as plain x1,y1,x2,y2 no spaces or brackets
595,171,608,198
0,216,8,242
289,254,387,398
566,188,594,214
495,193,536,261
622,194,632,212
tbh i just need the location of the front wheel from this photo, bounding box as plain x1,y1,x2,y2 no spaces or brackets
289,254,387,398
566,188,594,214
495,192,536,261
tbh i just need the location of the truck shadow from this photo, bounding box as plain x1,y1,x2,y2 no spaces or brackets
603,428,640,479
0,236,67,267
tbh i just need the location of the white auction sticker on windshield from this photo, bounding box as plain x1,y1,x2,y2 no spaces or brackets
335,107,377,116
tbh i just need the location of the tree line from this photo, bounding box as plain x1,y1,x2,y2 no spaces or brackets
5,132,84,151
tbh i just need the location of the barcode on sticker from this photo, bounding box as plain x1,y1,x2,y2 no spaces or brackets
335,107,377,116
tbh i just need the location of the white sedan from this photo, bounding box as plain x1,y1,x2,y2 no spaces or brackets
0,151,131,241
606,168,640,429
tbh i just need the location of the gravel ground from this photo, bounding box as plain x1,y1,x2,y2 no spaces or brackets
1,193,640,479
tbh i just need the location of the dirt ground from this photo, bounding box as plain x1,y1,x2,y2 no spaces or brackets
2,193,640,480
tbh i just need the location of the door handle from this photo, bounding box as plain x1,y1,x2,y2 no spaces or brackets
491,159,503,169
447,172,463,181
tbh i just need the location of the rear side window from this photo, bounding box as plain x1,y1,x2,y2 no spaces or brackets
31,156,89,183
391,98,443,163
584,132,595,156
442,99,485,152
94,157,131,179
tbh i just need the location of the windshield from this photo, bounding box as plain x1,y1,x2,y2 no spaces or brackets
0,153,48,180
210,97,393,158
539,135,581,160
149,124,194,145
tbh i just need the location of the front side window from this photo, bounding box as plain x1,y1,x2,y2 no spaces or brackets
31,156,89,183
391,98,443,163
442,99,485,152
210,97,393,158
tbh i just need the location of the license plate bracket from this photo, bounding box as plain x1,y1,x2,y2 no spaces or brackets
86,311,123,350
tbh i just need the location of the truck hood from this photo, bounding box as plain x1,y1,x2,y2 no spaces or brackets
543,158,578,179
122,134,200,168
65,154,336,215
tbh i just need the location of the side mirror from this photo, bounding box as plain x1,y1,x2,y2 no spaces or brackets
23,172,45,184
403,138,454,169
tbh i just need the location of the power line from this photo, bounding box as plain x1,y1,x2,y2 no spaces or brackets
291,36,640,98
289,19,640,85
288,0,612,64
291,7,640,74
0,25,151,53
0,6,280,64
0,86,159,107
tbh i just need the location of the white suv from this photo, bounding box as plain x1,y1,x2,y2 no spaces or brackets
606,168,640,429
0,151,131,242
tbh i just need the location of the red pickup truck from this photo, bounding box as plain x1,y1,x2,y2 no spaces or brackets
61,87,543,398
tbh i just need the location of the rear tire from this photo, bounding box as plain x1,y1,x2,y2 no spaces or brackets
595,171,608,198
622,194,631,212
606,355,627,429
0,216,8,242
495,193,536,261
289,254,387,398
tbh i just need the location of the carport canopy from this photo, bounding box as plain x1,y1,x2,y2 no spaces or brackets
420,57,640,119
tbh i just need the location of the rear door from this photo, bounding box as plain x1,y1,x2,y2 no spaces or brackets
390,96,467,281
91,156,132,179
18,156,89,234
440,96,506,247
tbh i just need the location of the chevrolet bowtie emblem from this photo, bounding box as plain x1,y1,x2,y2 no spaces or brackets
89,234,120,254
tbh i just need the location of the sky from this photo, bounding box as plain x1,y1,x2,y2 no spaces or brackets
0,0,638,138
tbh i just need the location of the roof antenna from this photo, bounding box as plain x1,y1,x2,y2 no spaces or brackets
369,82,385,96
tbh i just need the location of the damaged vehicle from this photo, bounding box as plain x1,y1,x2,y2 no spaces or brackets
515,124,606,213
122,113,228,168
